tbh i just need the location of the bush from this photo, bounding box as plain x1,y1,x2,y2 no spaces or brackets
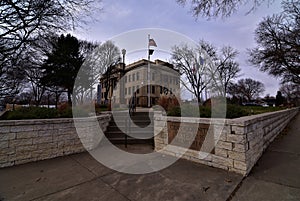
167,104,201,117
6,107,58,120
157,94,180,112
225,105,248,119
167,106,181,116
3,105,91,120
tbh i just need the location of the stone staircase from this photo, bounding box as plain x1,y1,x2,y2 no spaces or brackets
104,111,154,146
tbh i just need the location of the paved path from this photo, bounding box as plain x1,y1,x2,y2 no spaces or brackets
231,112,300,201
0,144,242,201
0,112,299,201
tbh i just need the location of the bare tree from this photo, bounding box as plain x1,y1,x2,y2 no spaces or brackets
280,83,300,105
176,0,271,19
0,0,100,62
15,91,33,105
18,45,46,106
0,0,101,101
211,46,241,96
171,40,240,103
0,61,25,100
228,78,265,102
171,43,212,104
74,40,121,104
249,0,300,84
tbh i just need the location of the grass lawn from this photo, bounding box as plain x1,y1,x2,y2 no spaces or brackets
166,104,288,119
0,104,288,120
241,106,285,115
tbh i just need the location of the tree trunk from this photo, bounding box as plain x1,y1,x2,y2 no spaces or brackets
67,90,72,106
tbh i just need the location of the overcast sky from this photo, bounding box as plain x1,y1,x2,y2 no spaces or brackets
73,0,283,97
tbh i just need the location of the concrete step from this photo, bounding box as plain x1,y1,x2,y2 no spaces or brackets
105,131,153,139
105,111,154,145
107,126,153,132
108,138,154,145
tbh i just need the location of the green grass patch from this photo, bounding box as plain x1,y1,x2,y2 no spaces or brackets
167,104,285,119
241,106,284,115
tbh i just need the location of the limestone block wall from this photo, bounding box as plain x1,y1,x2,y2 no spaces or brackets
0,114,111,168
154,108,299,176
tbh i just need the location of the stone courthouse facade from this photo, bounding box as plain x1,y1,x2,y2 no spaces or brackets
99,59,180,107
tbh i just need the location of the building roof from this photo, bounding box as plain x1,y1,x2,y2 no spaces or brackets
125,59,175,72
100,59,178,80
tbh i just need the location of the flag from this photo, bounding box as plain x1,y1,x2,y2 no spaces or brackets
149,49,154,55
149,38,157,47
200,56,205,65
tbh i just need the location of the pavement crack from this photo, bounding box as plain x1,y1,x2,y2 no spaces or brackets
68,155,99,178
252,177,300,190
29,177,100,201
269,149,300,156
98,177,132,201
225,176,246,201
69,154,117,179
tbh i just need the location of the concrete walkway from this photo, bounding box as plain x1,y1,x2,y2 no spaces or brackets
0,112,299,201
0,144,242,201
231,112,300,201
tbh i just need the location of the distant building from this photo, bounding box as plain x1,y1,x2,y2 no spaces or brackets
99,59,180,107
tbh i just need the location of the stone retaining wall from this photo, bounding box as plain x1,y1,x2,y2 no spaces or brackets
154,108,299,176
0,114,111,168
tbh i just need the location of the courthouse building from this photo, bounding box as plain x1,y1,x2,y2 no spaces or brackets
99,59,180,107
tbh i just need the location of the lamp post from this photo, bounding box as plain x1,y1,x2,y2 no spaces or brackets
147,35,157,108
147,35,150,108
121,49,126,104
122,49,126,72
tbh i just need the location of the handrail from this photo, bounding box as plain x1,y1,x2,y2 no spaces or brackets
125,118,128,148
129,94,136,116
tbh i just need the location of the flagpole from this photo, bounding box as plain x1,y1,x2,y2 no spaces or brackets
147,34,150,108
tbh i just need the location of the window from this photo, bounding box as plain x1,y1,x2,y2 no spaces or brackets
137,85,140,94
128,87,131,95
136,72,140,80
152,86,155,94
125,88,127,95
152,72,155,81
132,73,135,82
128,75,131,82
164,75,168,83
132,86,135,94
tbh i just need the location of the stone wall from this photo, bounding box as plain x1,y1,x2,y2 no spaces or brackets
0,114,111,168
154,108,299,176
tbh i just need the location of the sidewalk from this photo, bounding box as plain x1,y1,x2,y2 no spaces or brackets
231,112,300,201
0,112,299,201
0,144,242,201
